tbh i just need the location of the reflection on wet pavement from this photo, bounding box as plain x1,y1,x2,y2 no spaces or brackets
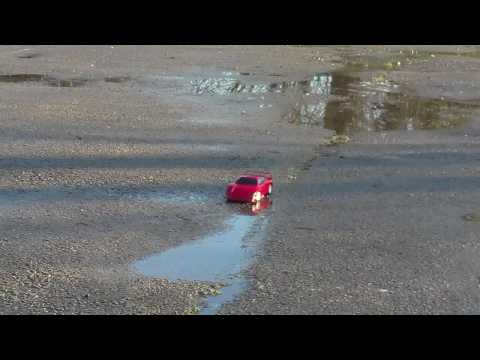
0,74,131,87
191,69,477,134
0,188,214,209
234,197,272,216
191,77,270,95
0,74,89,87
17,52,41,59
132,200,271,315
133,215,258,281
104,76,131,83
462,213,480,222
313,72,474,134
190,73,332,96
0,188,118,209
131,190,210,205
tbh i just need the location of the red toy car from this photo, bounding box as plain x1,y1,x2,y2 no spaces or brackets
225,173,273,203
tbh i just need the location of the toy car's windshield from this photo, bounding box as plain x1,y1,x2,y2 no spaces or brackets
236,177,257,185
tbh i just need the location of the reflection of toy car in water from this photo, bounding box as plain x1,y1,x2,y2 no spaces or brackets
225,173,273,203
250,197,272,214
235,197,272,216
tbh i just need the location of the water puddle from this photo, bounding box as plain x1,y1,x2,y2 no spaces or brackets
131,190,211,205
0,187,216,211
0,74,89,87
286,72,475,134
462,213,480,222
17,52,41,59
234,198,273,216
190,67,477,135
0,74,132,87
191,77,267,95
174,143,231,153
0,188,121,209
104,76,131,83
132,198,272,315
190,73,331,96
338,48,480,71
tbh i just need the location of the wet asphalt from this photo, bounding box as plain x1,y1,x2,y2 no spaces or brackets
2,45,480,314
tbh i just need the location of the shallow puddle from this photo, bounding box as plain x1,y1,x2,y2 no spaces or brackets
0,188,211,210
133,215,259,280
190,73,331,96
0,74,89,87
462,213,480,222
0,73,132,87
104,76,131,83
286,71,475,134
132,190,211,205
17,51,41,59
0,189,66,208
190,66,477,135
132,199,271,314
0,74,45,83
0,188,119,209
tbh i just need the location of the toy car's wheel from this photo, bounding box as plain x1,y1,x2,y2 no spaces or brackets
268,185,272,195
